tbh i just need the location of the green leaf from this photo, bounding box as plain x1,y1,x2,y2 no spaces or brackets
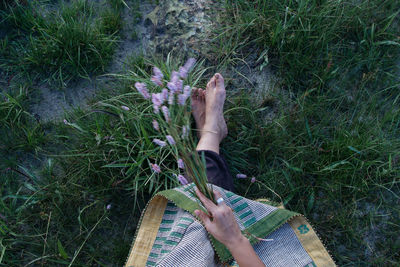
57,240,69,259
347,146,361,155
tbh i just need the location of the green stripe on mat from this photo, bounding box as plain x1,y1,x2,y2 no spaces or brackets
239,210,253,220
243,217,257,228
165,240,178,246
181,217,194,222
164,210,178,215
146,261,156,266
171,231,183,238
230,197,242,205
234,202,248,213
149,252,158,258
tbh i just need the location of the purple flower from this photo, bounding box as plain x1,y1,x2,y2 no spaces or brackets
177,86,191,105
166,135,175,145
152,120,159,131
251,177,256,183
177,174,188,185
236,174,247,179
167,71,182,93
184,58,196,70
153,138,166,147
168,91,174,105
151,163,161,173
161,106,170,122
182,125,189,139
153,67,163,78
106,204,112,210
135,82,150,99
152,93,163,113
161,88,168,103
179,58,196,78
151,67,164,86
178,94,187,105
183,85,191,96
177,158,184,169
151,76,163,86
121,105,130,111
175,79,183,93
179,66,188,79
63,119,68,125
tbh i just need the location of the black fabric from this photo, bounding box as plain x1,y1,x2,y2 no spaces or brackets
197,150,235,192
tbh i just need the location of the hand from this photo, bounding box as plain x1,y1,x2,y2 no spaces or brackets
194,188,244,248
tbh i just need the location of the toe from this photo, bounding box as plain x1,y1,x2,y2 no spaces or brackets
192,88,199,99
207,76,216,90
199,89,205,100
215,73,225,90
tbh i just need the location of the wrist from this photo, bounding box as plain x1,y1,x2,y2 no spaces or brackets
225,233,248,252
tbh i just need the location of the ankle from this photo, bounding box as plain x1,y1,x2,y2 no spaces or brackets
196,132,220,154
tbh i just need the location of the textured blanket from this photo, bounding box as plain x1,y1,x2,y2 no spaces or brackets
125,183,336,267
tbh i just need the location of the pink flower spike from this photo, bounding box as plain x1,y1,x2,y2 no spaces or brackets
151,76,163,86
167,81,177,92
121,105,130,111
106,204,112,210
175,79,183,93
153,139,166,147
151,163,161,173
179,66,188,79
184,58,196,71
168,91,174,105
153,67,163,78
161,88,168,103
177,158,184,169
251,177,256,183
178,94,185,105
161,106,170,122
236,174,247,179
152,93,162,113
183,85,191,96
152,120,159,131
166,135,175,145
177,174,188,185
63,119,68,125
135,82,150,99
182,125,189,139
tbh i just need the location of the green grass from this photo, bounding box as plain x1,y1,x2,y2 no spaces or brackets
1,0,400,266
215,0,400,92
214,0,400,264
0,0,122,87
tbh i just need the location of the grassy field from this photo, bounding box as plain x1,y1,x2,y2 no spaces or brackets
1,0,399,266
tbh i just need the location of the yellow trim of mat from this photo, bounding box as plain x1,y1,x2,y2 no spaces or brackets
289,216,336,267
125,196,167,267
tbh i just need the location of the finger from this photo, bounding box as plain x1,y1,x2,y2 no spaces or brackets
214,190,227,207
194,209,211,226
195,188,217,213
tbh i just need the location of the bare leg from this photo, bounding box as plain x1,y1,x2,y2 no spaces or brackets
192,73,227,154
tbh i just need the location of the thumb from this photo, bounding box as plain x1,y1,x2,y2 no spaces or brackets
194,209,211,226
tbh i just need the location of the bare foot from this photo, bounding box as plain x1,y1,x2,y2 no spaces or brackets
191,87,206,138
204,73,228,142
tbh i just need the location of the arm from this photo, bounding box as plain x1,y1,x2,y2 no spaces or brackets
194,189,264,267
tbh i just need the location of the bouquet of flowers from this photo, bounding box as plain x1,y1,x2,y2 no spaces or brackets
134,57,215,202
